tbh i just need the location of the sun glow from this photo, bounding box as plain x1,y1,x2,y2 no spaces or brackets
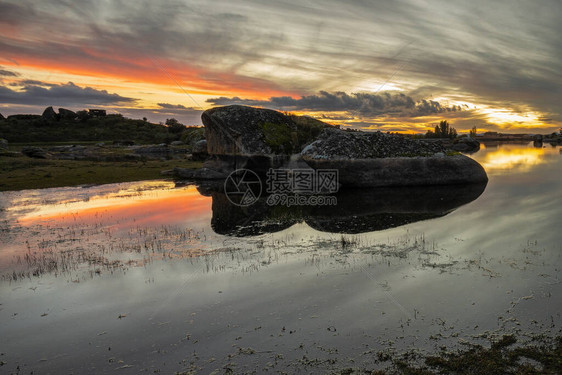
480,107,543,126
478,144,546,173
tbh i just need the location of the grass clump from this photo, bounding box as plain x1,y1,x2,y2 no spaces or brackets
261,121,295,154
373,335,562,374
260,115,330,154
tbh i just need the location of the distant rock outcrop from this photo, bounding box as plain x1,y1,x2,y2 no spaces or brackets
0,112,5,120
41,106,58,121
58,108,76,120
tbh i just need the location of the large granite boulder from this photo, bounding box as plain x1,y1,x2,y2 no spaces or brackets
201,105,328,155
42,106,58,121
200,105,330,178
301,128,444,159
304,154,488,187
202,105,295,155
301,128,488,187
196,106,488,187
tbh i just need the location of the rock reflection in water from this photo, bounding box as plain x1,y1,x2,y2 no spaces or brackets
198,182,487,236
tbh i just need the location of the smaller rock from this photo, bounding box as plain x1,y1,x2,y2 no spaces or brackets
192,139,208,161
113,140,135,146
134,145,169,155
42,106,58,121
0,138,8,150
170,141,183,146
173,167,226,180
21,146,50,159
451,137,480,152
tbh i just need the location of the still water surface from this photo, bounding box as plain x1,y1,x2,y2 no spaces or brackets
0,142,560,373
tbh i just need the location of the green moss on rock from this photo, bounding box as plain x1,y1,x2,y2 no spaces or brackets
260,121,296,154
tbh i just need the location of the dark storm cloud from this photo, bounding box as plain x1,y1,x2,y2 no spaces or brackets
120,106,203,125
0,82,136,106
206,91,461,117
10,80,54,87
0,68,19,77
157,103,197,111
154,102,202,120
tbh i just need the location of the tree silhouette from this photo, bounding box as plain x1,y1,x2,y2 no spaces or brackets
165,118,186,134
426,120,457,139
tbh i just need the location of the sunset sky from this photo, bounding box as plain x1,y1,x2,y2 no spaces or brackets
1,0,561,133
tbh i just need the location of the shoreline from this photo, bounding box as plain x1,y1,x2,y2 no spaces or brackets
0,153,202,192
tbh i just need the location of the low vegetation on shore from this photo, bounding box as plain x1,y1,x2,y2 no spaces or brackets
0,108,208,191
335,334,562,374
0,153,202,191
0,107,204,145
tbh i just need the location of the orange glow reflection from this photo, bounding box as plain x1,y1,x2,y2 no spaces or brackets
478,144,546,173
15,182,211,229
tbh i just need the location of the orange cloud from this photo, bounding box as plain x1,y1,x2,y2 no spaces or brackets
1,42,295,100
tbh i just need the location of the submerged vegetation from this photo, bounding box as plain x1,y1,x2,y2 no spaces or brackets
335,335,562,374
